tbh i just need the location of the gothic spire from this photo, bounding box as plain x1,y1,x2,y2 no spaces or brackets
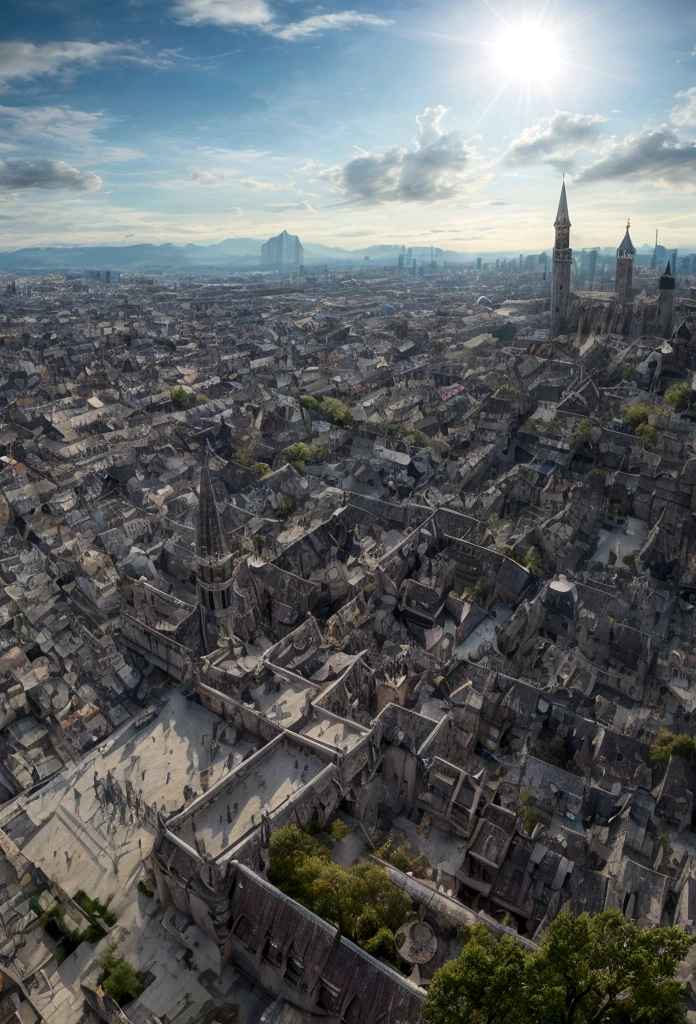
196,447,230,563
618,221,636,255
554,180,571,228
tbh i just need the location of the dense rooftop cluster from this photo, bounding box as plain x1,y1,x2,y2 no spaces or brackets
0,251,694,1023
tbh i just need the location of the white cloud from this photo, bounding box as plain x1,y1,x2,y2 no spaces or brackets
324,106,484,204
171,0,389,39
0,158,102,192
267,200,317,212
239,176,284,190
172,0,273,26
504,111,607,171
671,87,696,127
576,124,696,189
272,11,391,40
0,105,106,144
191,168,221,184
0,41,138,86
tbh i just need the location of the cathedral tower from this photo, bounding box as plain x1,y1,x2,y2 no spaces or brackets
657,260,675,339
550,181,572,339
196,450,234,647
615,222,636,304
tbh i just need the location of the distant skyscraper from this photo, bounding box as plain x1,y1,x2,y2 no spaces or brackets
587,250,598,291
614,221,635,304
550,180,572,338
261,230,304,268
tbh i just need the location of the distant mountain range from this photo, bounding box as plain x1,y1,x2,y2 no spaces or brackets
3,238,682,273
0,238,475,272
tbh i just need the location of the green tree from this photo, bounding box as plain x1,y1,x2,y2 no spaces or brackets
635,422,658,446
664,382,691,413
321,397,354,426
572,418,593,442
300,394,320,410
98,944,144,1006
651,730,696,765
624,402,651,429
285,442,312,465
495,384,524,400
423,911,693,1024
267,825,410,949
424,925,527,1024
170,387,189,408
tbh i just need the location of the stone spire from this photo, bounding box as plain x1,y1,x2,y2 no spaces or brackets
660,260,674,286
618,221,636,257
196,447,229,563
657,260,675,339
554,180,571,228
195,448,234,640
550,180,572,339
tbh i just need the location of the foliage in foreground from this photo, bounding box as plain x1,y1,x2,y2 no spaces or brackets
423,911,693,1024
268,824,410,960
99,944,145,1006
651,729,696,765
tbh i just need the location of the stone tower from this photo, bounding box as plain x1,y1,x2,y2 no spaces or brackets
196,449,234,648
550,181,572,339
615,221,636,304
657,260,675,339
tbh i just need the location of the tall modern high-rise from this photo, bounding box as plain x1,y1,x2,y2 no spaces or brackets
614,222,636,304
550,181,572,339
261,230,304,269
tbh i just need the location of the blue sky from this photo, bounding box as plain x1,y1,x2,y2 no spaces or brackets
2,0,696,252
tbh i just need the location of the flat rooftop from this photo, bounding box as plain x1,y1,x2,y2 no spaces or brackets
170,738,328,860
0,692,244,911
249,676,316,727
298,711,367,752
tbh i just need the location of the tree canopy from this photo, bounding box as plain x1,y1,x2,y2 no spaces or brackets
423,911,693,1024
268,824,410,960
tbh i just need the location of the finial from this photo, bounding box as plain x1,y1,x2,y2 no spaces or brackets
626,218,630,230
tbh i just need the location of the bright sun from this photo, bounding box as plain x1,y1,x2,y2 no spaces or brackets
494,20,560,85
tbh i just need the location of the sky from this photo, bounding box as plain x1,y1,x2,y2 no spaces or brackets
2,0,696,254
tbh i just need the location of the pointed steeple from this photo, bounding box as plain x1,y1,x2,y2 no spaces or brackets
196,448,230,563
659,260,675,292
618,220,636,256
554,180,571,228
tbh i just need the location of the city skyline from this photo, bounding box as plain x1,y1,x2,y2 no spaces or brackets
2,0,696,252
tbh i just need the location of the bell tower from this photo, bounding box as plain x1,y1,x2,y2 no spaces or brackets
550,180,572,339
615,221,636,304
